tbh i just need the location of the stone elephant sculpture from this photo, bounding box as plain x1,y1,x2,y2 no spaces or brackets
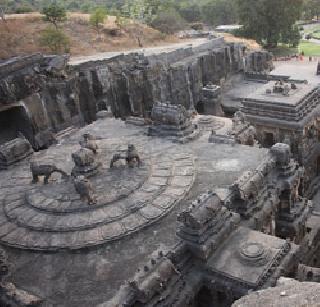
30,162,69,184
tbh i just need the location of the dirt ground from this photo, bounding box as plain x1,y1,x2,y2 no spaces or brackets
223,33,261,50
0,13,181,60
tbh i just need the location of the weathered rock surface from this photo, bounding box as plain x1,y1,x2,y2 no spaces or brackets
0,39,272,150
232,277,320,307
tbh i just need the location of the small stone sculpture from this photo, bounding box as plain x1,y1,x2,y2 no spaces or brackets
30,161,69,184
110,144,141,168
79,133,98,154
283,84,290,96
127,144,141,167
273,80,285,94
73,176,97,205
273,80,291,96
71,148,100,177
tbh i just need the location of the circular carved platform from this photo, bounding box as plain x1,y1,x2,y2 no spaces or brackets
0,150,195,251
239,242,270,266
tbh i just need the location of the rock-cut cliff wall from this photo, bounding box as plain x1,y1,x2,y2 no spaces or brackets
0,38,272,149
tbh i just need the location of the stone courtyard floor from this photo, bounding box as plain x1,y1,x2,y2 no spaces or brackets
0,117,268,306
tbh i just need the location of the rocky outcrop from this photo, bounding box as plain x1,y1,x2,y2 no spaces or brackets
0,39,272,149
0,54,78,149
232,277,320,307
71,39,271,119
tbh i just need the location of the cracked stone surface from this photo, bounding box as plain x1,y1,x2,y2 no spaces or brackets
0,117,268,306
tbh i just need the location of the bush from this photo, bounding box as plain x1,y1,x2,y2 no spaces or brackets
42,3,67,28
39,27,70,54
150,9,186,35
80,3,93,13
190,23,204,31
14,5,33,14
231,28,248,38
89,7,108,32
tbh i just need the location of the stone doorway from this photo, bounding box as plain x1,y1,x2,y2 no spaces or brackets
0,106,34,145
196,101,205,114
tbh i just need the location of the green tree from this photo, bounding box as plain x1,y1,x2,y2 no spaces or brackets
66,1,80,11
89,7,107,33
236,0,303,48
150,8,185,34
281,25,301,47
121,0,175,24
201,0,238,26
80,2,92,13
42,3,67,29
303,0,320,20
178,2,202,23
39,26,70,53
14,4,33,14
0,0,8,23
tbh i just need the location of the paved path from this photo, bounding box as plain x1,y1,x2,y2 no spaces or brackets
308,38,320,44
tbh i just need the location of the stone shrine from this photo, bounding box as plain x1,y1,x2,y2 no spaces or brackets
148,102,199,143
200,82,224,116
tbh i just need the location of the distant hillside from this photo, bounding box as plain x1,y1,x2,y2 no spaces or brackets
3,0,238,26
0,13,181,60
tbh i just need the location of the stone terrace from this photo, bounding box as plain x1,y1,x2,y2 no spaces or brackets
242,83,320,125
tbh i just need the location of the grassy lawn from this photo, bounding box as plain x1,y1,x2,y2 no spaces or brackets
312,32,320,39
299,40,320,56
269,41,320,57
